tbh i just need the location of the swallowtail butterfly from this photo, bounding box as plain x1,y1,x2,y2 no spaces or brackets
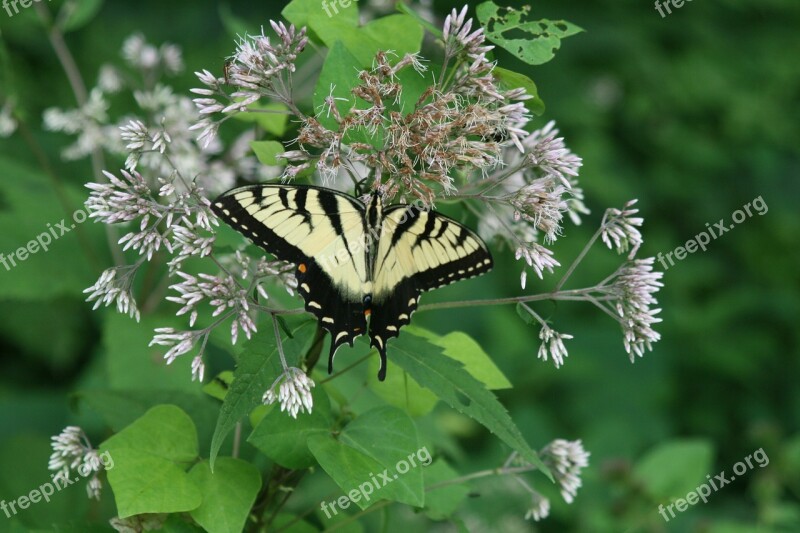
212,184,493,380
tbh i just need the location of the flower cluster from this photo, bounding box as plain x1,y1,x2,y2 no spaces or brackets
263,366,315,418
511,439,590,522
83,265,141,321
478,120,584,288
536,324,573,368
541,439,591,504
190,22,308,148
48,426,108,500
190,7,534,206
608,258,664,360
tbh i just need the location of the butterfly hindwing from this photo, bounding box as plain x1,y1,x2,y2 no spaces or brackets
212,184,370,370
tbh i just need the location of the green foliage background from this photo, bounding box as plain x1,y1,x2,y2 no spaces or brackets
0,0,798,531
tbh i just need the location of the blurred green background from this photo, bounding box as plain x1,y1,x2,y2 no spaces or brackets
0,0,798,531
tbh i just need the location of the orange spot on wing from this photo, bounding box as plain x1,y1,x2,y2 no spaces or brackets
298,263,307,273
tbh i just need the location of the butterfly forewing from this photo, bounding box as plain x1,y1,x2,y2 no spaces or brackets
211,184,369,365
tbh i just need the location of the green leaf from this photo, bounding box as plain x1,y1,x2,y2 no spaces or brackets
209,319,316,467
272,514,319,532
389,333,550,478
0,156,104,300
74,389,220,453
515,302,537,325
61,0,104,32
312,41,371,145
100,405,202,518
308,406,425,509
248,386,334,469
103,312,196,391
633,439,714,500
423,460,470,520
409,326,512,390
476,1,583,66
314,14,424,69
367,356,439,417
357,15,424,63
202,371,234,401
283,0,359,40
234,102,290,136
250,140,285,167
493,67,545,116
396,2,442,38
187,458,262,533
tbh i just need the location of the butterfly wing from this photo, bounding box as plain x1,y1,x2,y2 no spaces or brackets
211,184,369,371
369,205,493,379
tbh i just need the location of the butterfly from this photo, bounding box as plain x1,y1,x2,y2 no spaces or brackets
211,184,493,380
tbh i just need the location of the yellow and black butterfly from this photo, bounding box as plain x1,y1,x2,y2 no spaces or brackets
212,184,493,380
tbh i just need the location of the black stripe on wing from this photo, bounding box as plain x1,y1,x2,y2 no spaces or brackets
383,205,494,292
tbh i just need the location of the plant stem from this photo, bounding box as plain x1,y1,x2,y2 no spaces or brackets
232,422,242,459
34,2,124,266
318,351,373,384
554,225,603,292
417,287,597,312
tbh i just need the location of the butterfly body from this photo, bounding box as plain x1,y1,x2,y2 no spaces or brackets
212,184,493,380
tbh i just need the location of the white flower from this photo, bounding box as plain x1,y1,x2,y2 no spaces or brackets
610,258,663,360
0,100,18,138
98,65,124,93
516,242,560,284
263,367,315,418
537,326,573,368
83,267,141,321
522,120,583,184
524,491,551,521
443,5,494,59
191,355,205,382
150,328,197,365
540,439,590,504
508,177,569,243
48,426,107,500
602,199,644,258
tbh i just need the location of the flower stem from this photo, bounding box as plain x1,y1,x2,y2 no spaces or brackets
554,225,603,292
